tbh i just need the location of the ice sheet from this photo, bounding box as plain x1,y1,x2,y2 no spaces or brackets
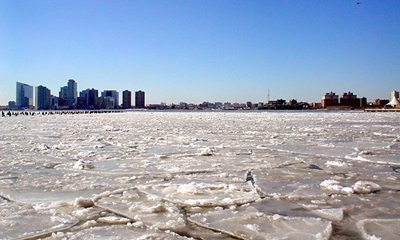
1,111,400,239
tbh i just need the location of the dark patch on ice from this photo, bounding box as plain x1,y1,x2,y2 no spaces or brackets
308,164,323,170
331,220,362,239
0,176,18,182
43,162,61,169
0,194,14,202
390,166,399,173
236,149,253,155
246,171,255,185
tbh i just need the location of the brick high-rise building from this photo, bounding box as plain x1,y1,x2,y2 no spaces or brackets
340,91,359,106
321,92,338,108
122,90,132,109
135,90,145,108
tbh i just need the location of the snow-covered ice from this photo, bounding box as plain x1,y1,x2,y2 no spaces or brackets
1,111,400,239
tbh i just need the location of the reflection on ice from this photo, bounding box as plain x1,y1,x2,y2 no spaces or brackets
1,111,400,239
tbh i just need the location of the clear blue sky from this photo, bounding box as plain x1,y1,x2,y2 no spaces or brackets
1,0,399,105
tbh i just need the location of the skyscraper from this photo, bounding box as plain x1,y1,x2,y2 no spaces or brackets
87,88,98,108
35,85,51,110
80,88,98,109
122,90,131,109
59,86,68,99
58,79,77,109
135,90,145,108
16,82,33,109
101,90,119,108
67,79,77,108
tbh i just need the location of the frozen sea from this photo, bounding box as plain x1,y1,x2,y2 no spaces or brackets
1,110,400,239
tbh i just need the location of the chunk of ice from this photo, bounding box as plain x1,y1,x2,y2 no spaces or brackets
353,181,382,194
357,218,400,240
73,197,94,208
73,160,94,170
311,208,344,221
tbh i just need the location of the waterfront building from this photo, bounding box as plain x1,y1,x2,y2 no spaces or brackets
8,101,17,110
375,99,389,107
269,99,286,106
95,96,104,109
59,86,68,99
321,92,339,108
103,96,115,109
80,88,98,109
390,91,399,101
135,90,145,108
67,79,77,108
122,90,132,109
51,95,59,109
339,91,366,108
76,96,86,109
387,97,400,108
59,80,77,109
312,102,322,108
246,101,252,108
179,102,187,108
101,90,119,108
16,82,33,109
360,97,367,108
58,85,69,109
340,92,358,106
35,85,51,110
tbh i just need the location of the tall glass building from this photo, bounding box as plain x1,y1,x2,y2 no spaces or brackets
101,90,119,109
35,85,51,110
67,79,77,108
16,82,33,109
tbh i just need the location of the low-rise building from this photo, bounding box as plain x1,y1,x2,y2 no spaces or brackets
375,99,389,107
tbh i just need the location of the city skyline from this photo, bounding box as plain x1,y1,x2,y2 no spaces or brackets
1,1,399,105
8,79,400,108
6,79,400,111
12,80,147,110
